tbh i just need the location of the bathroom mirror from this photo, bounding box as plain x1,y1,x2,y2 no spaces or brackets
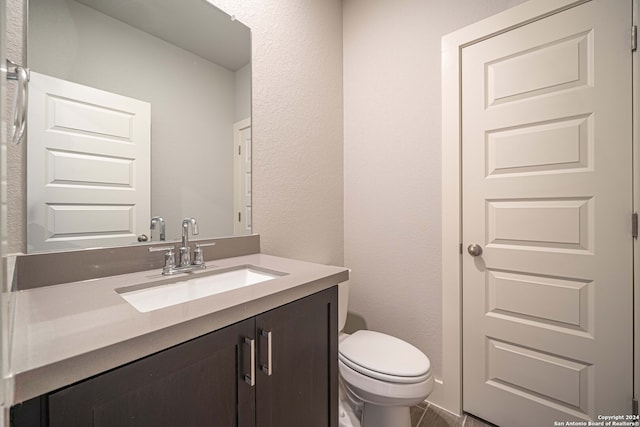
25,0,251,253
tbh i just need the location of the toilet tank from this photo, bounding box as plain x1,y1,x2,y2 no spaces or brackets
338,280,349,332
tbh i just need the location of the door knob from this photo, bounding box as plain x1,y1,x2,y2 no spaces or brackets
467,243,483,257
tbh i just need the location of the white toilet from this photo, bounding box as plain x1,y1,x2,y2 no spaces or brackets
337,281,434,427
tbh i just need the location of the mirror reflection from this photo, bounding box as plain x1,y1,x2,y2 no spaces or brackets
27,0,251,253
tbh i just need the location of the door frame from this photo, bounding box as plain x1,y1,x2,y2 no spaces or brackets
0,0,6,423
633,0,639,416
440,0,637,416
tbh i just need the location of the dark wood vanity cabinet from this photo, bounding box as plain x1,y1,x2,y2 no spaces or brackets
48,317,256,427
255,287,338,427
11,287,338,427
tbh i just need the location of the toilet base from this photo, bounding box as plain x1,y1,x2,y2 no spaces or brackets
339,382,362,427
361,403,411,427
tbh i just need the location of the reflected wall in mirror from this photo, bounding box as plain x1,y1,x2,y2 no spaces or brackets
26,0,251,253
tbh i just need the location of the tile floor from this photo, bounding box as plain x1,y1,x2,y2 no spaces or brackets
410,402,498,427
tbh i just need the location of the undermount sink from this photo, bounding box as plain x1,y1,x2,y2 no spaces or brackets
117,265,286,313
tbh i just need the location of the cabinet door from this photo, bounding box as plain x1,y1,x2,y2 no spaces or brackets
48,318,255,427
255,287,338,427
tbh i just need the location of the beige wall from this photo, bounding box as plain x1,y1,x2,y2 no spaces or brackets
343,0,526,392
210,0,344,266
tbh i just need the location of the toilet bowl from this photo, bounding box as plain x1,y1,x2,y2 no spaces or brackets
337,282,433,427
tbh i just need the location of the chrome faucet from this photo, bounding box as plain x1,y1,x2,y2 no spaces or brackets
150,216,165,241
179,217,199,267
149,217,212,275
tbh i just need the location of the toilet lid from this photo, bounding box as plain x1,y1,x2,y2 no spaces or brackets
339,330,431,383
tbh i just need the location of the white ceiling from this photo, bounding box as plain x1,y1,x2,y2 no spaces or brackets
75,0,250,71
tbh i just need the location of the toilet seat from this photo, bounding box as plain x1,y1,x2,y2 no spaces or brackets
339,330,431,384
339,359,433,407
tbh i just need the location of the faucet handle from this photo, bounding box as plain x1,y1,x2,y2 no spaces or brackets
192,242,215,266
149,245,174,253
149,246,176,274
193,244,205,266
195,242,216,247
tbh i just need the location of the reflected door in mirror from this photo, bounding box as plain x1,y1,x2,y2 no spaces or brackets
27,72,151,252
234,118,252,235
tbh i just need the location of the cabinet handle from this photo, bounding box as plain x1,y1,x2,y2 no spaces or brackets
260,329,272,376
243,337,255,386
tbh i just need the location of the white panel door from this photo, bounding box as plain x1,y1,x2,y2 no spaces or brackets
462,1,633,426
233,118,252,235
28,72,151,252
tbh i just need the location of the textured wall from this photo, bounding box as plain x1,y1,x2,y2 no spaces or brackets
209,0,344,266
343,0,526,394
6,0,24,254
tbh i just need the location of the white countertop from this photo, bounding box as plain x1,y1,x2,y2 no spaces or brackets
7,253,348,405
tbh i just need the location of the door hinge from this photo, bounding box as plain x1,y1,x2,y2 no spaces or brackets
238,145,242,155
633,398,638,415
632,25,637,52
459,243,463,254
238,212,241,222
633,213,638,239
